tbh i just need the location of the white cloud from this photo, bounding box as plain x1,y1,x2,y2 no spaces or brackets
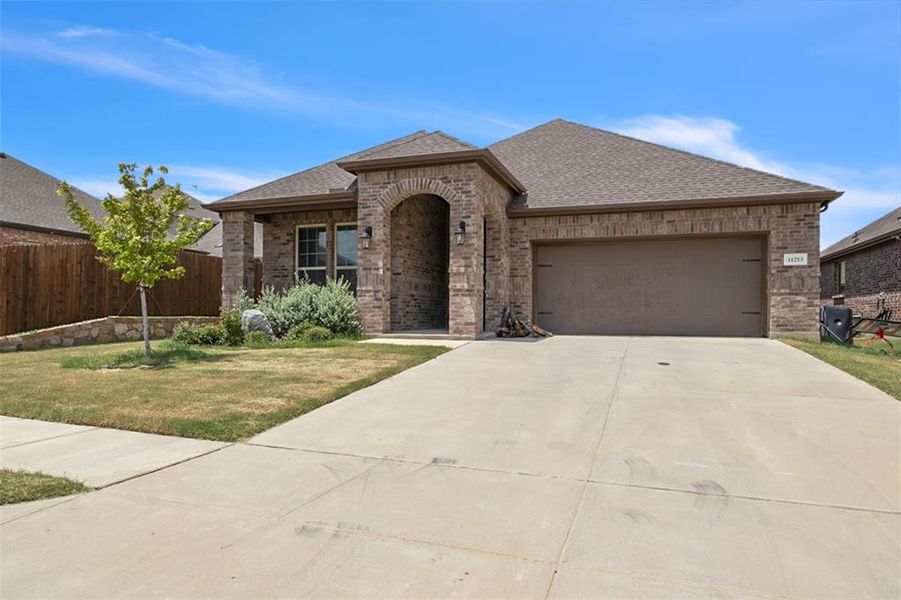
610,115,900,248
1,29,297,107
71,165,287,205
0,26,522,139
55,26,117,39
167,165,285,195
69,178,123,199
615,115,783,173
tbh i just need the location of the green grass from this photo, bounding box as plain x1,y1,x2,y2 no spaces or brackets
0,469,89,505
60,341,213,370
243,335,363,350
0,340,448,441
781,338,901,400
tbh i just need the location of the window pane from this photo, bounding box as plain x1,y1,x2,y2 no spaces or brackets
297,226,326,268
301,269,327,286
336,225,357,267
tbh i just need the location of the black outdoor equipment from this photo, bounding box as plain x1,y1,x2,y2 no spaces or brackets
820,305,853,343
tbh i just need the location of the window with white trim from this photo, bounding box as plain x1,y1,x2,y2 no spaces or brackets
335,223,358,294
297,225,327,285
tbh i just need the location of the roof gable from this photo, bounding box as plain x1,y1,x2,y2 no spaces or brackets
211,131,437,205
821,205,901,259
356,131,475,160
490,119,838,210
0,153,103,234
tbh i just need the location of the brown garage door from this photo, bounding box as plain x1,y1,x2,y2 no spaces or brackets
535,237,764,336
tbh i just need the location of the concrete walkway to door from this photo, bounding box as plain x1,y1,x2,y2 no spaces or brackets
1,337,899,598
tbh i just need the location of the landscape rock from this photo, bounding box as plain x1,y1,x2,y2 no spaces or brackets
241,309,274,340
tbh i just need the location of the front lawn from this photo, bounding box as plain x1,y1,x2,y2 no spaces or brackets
781,338,901,400
0,469,89,505
0,340,448,441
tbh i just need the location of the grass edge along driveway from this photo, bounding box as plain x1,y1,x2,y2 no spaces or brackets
781,337,900,400
0,469,89,505
0,340,449,442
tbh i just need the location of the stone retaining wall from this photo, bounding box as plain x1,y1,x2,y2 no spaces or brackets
0,316,218,352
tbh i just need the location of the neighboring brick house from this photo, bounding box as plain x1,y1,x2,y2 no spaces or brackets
0,152,251,256
0,152,102,245
820,206,901,316
208,119,841,338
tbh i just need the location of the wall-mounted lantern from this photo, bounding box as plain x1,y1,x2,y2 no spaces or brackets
360,225,373,249
454,220,467,245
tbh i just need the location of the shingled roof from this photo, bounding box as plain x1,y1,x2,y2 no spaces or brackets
821,205,901,260
491,119,838,210
208,118,840,212
0,152,103,235
213,131,472,205
356,131,475,160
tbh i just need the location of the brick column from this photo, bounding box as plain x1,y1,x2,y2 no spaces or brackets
767,202,821,334
448,203,485,337
484,214,510,330
356,201,390,333
221,210,255,307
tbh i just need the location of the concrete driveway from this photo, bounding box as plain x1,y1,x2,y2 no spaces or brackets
2,337,899,599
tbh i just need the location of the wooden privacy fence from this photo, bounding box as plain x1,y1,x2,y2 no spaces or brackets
0,244,223,335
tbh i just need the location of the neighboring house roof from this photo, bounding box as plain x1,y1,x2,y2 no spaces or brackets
175,190,228,255
0,152,104,235
0,154,241,257
207,118,841,213
492,120,838,211
151,188,263,258
194,220,263,258
821,205,901,261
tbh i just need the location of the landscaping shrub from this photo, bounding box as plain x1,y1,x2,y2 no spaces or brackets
171,312,242,347
255,284,316,338
219,307,245,346
287,321,317,340
315,278,361,335
170,321,198,345
244,331,271,348
192,324,225,345
302,326,334,342
247,279,360,338
234,289,257,312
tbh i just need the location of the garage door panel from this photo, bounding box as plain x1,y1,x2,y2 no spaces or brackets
535,238,763,336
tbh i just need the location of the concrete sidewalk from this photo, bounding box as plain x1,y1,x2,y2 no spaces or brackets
360,337,471,348
0,416,228,488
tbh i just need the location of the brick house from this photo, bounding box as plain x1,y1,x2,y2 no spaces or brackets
208,119,841,338
0,152,102,245
0,152,246,256
820,206,901,316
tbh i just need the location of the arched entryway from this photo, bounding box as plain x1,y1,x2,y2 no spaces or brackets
389,194,450,332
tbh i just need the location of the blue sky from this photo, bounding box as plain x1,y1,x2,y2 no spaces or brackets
1,0,898,247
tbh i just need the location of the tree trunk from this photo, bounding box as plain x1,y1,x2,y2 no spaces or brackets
138,285,152,359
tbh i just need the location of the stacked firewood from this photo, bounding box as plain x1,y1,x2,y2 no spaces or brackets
496,307,553,338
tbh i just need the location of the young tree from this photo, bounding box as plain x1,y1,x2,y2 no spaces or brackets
58,164,213,358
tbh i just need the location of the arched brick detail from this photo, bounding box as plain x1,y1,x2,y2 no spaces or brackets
356,164,507,338
377,178,460,211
